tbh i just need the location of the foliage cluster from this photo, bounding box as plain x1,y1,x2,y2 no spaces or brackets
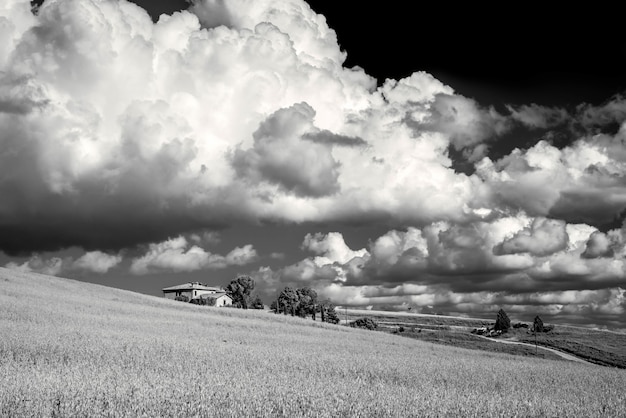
271,287,340,324
225,275,256,309
350,317,378,330
190,296,216,306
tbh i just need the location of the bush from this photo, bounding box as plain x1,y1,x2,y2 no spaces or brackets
174,295,189,303
350,318,378,330
398,326,405,333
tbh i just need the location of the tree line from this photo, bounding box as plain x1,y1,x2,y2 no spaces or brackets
188,276,340,325
227,277,341,324
270,286,340,324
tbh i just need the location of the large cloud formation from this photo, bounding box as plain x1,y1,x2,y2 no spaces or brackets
252,219,625,328
1,0,626,327
0,0,496,254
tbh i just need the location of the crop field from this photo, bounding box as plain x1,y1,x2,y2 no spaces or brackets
1,268,626,417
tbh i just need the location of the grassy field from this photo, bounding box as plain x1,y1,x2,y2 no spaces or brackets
516,327,626,368
389,329,564,361
341,308,492,329
345,308,626,368
1,268,626,417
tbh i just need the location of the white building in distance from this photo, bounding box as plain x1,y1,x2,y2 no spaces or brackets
162,282,233,307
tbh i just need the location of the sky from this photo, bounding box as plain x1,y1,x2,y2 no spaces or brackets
2,0,626,329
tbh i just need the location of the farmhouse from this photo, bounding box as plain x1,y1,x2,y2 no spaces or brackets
162,282,233,306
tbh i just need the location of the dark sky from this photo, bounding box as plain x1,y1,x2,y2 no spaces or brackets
306,3,625,108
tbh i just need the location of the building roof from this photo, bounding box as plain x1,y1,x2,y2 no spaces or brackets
162,282,223,292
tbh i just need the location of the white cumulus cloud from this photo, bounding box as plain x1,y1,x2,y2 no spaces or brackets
72,251,122,274
129,236,257,275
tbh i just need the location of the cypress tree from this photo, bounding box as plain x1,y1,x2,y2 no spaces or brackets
494,308,511,332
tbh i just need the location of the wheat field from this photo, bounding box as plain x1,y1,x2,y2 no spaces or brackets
1,267,625,417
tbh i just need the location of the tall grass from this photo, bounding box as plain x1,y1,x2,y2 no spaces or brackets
1,267,625,417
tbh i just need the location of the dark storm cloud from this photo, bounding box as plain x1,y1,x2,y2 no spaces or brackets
231,103,342,198
576,95,626,133
548,189,626,228
582,231,617,259
302,129,366,147
0,191,231,255
506,103,570,129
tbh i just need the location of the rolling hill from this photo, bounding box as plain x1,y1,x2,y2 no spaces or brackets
1,267,625,417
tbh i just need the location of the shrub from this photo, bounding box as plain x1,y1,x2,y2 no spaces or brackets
174,295,189,303
350,318,378,330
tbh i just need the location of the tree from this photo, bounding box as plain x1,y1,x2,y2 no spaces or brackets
533,315,544,333
277,287,299,316
318,299,340,324
249,294,264,310
274,287,324,320
225,275,255,309
494,308,511,332
270,299,279,314
295,287,318,319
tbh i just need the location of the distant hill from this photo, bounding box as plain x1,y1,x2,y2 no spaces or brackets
1,267,625,417
342,308,626,368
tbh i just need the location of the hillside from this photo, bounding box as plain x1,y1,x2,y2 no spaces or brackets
342,308,626,368
1,268,625,417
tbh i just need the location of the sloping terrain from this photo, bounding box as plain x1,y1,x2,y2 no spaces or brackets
1,268,625,417
345,308,626,368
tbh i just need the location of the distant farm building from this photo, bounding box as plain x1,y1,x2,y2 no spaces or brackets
162,282,233,306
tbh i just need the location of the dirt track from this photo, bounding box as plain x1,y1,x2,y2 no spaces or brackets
478,336,596,365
